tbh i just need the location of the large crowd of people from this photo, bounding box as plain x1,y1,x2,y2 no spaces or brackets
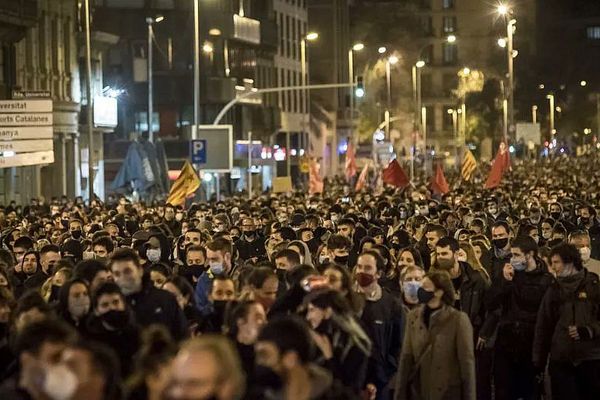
0,155,599,400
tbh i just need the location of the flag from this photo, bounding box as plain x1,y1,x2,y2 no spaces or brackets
167,161,201,206
355,162,370,191
430,163,450,195
345,141,357,180
309,158,324,194
484,142,511,189
461,149,477,181
382,159,410,188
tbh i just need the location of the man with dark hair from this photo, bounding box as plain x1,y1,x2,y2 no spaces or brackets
569,230,600,276
327,234,352,268
235,217,266,262
483,236,553,400
0,319,77,398
274,249,301,297
576,204,600,258
534,243,600,399
39,244,60,276
108,248,187,339
489,221,513,280
12,236,34,265
178,244,206,286
354,250,403,399
249,316,358,399
92,236,114,260
74,260,112,293
195,238,235,314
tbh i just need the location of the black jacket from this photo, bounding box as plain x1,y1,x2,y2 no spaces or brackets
483,259,553,353
454,262,490,334
489,248,512,282
360,288,404,392
126,275,188,340
533,270,600,367
235,235,266,261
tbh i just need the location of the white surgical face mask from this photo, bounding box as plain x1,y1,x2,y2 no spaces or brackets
146,248,161,263
580,246,591,262
43,364,78,400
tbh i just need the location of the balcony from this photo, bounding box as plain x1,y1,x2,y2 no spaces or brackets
233,14,260,45
0,0,38,42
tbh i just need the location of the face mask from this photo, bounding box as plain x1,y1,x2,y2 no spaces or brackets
254,365,284,390
118,276,141,296
511,258,527,272
488,208,498,215
82,251,95,260
277,216,287,223
209,262,225,275
542,231,552,240
318,255,330,264
558,264,577,279
355,272,376,287
579,217,590,225
48,285,62,303
437,257,455,270
493,238,509,249
457,254,467,263
71,230,82,239
580,247,591,262
146,248,161,263
399,211,408,219
402,281,422,303
101,309,129,329
330,215,339,223
417,287,435,304
180,265,205,279
212,300,229,315
68,297,90,318
43,364,78,400
550,212,561,220
334,255,349,265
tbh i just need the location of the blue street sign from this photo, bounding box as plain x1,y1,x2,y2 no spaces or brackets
190,139,207,164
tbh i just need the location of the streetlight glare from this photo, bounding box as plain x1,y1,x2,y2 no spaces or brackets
388,55,399,64
378,46,387,54
355,88,365,98
447,35,457,43
416,60,426,68
154,15,165,23
306,32,319,41
581,80,587,87
202,42,213,53
497,4,509,15
462,67,471,75
447,109,454,114
498,38,507,48
353,43,365,51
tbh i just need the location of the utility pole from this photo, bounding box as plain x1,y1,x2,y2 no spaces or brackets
84,0,94,200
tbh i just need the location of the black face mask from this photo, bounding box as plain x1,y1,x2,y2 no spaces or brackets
179,265,205,283
334,255,349,265
71,230,82,239
580,217,590,225
101,309,129,329
254,366,284,390
276,269,287,283
550,212,561,220
492,238,509,249
212,300,229,316
48,284,62,303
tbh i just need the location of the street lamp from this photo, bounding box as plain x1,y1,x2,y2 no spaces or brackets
349,43,364,139
378,46,387,54
385,55,399,139
497,38,507,48
300,32,319,173
581,80,587,87
497,4,516,138
146,15,165,143
447,34,457,43
532,105,538,123
547,94,555,138
497,4,509,15
411,60,425,180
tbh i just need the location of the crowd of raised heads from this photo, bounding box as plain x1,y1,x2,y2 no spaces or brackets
0,156,599,400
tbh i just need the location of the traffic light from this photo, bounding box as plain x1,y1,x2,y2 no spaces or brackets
355,75,365,98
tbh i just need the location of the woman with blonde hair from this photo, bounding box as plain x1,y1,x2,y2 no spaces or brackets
458,241,491,284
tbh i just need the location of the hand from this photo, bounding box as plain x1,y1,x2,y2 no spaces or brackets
568,325,580,340
476,337,487,350
503,263,514,281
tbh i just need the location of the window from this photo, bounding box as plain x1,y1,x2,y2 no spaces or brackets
421,44,434,64
587,26,600,40
424,106,434,129
421,73,433,97
443,16,456,33
422,16,433,36
442,43,457,64
443,107,455,131
442,0,454,9
442,73,458,96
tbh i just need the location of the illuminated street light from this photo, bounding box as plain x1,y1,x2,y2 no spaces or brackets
388,55,399,64
581,80,587,87
416,60,426,68
498,38,507,48
497,4,509,15
306,32,319,41
202,42,213,53
353,43,365,51
378,46,387,54
447,35,457,43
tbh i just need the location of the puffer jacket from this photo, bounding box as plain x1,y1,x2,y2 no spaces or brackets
533,269,600,367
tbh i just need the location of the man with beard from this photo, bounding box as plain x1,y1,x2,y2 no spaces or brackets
489,221,513,280
576,204,600,259
177,245,206,286
235,217,266,262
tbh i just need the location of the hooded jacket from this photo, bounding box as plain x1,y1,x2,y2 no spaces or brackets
533,269,600,367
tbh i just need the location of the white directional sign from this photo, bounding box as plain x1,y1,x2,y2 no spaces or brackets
0,113,53,126
0,96,54,168
0,126,53,140
0,100,53,113
0,140,52,153
0,151,54,168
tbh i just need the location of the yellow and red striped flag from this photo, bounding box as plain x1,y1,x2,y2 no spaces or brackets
461,148,477,181
355,162,370,192
166,161,201,206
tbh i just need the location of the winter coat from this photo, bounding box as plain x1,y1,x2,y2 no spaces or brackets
454,262,490,334
483,260,553,354
126,275,188,340
533,269,600,367
395,305,476,400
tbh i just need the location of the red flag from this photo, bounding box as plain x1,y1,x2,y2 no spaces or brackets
355,162,370,191
309,158,324,194
382,159,409,188
430,163,450,195
484,142,511,189
345,141,357,180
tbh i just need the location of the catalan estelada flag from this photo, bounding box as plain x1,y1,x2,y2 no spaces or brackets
166,161,201,206
461,148,477,181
